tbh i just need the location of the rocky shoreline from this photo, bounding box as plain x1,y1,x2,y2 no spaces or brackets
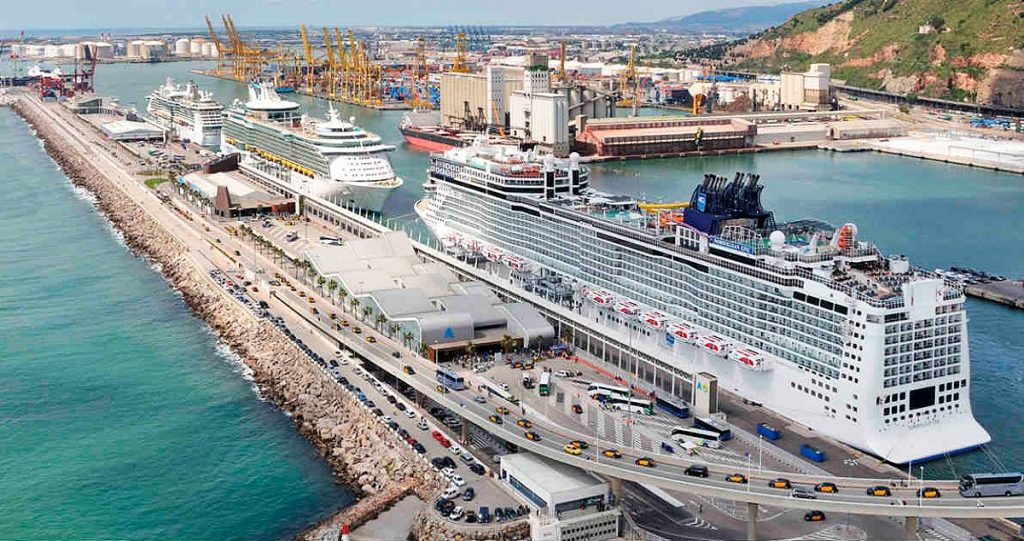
12,98,445,539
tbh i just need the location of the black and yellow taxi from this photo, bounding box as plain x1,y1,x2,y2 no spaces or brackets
495,406,510,415
525,431,541,441
436,384,448,394
488,414,503,425
814,482,839,494
353,327,362,334
517,419,533,428
511,361,524,369
329,313,337,320
402,365,415,375
341,320,350,327
768,478,792,490
725,473,748,484
602,449,622,459
803,510,826,522
563,444,582,456
365,336,376,343
635,457,656,468
866,485,891,497
571,404,583,414
523,362,535,370
307,296,316,304
917,486,941,499
568,440,590,450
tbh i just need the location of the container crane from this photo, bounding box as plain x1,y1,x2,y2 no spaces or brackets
322,27,337,97
299,24,315,92
451,32,469,74
618,44,639,116
205,15,227,77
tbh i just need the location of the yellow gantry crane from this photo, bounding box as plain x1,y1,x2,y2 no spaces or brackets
408,36,431,109
322,27,337,97
451,32,469,74
618,44,639,116
299,24,315,92
204,15,228,77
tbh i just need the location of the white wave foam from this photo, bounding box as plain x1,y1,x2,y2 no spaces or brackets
213,338,266,401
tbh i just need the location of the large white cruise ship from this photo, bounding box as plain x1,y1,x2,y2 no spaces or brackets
145,78,223,148
416,142,991,464
221,81,402,213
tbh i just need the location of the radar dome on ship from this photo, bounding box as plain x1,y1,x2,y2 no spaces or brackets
769,230,785,250
542,153,556,171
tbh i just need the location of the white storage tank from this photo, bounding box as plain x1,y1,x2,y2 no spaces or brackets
189,38,205,55
174,38,191,56
201,42,216,57
128,40,145,58
43,44,61,58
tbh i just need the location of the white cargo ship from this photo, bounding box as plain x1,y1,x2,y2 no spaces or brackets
415,141,991,464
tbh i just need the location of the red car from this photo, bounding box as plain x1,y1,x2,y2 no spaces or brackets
405,436,417,445
432,430,444,441
439,438,452,448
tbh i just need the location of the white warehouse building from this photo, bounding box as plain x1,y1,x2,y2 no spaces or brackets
500,453,620,541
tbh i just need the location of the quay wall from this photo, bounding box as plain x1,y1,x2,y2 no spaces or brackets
10,97,445,537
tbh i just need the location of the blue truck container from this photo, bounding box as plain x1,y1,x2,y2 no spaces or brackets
800,444,826,462
756,423,781,440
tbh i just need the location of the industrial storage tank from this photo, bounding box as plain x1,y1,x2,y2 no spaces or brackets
200,42,216,57
43,44,61,58
128,40,145,58
174,38,191,56
189,38,205,55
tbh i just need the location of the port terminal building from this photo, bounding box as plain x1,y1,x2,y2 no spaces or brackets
575,116,756,157
304,231,554,360
500,453,621,541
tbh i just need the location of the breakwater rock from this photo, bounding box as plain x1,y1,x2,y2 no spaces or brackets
13,98,445,535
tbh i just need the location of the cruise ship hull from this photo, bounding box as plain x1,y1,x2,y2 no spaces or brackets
400,125,465,152
415,201,991,465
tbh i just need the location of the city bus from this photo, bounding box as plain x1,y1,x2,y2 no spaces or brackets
693,417,732,441
435,366,466,391
604,395,654,415
587,382,631,400
655,395,690,419
482,380,520,406
958,473,1024,498
538,371,551,397
671,426,723,449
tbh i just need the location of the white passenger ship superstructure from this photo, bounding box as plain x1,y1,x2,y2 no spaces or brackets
415,142,990,464
145,78,223,148
221,81,402,213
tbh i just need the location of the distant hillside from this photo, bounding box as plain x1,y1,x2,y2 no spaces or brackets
621,1,833,34
723,0,1024,107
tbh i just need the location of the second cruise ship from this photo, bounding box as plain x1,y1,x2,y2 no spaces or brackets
145,78,223,148
221,81,402,213
415,142,990,464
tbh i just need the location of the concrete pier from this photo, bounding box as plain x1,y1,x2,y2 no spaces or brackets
746,502,759,541
965,280,1024,310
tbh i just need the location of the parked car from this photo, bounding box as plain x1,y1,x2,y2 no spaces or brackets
462,487,476,501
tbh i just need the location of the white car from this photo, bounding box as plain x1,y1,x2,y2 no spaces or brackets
441,467,456,478
442,486,459,500
337,358,349,366
450,474,466,487
381,416,394,424
417,419,429,430
449,506,464,521
403,408,417,418
449,444,463,455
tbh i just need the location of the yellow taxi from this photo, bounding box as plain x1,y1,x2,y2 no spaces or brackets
525,431,541,441
725,473,748,484
635,457,655,468
602,449,622,459
917,487,941,499
307,297,315,304
365,336,376,343
523,362,534,370
488,415,503,425
341,320,350,327
517,419,533,428
769,478,792,489
804,511,826,522
815,482,839,494
436,384,448,394
495,406,510,415
571,404,583,414
568,440,589,450
511,361,524,369
402,365,415,375
865,486,891,497
298,291,306,297
353,327,362,334
329,313,336,320
563,444,582,456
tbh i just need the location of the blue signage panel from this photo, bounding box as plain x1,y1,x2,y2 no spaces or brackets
696,192,707,212
710,237,754,255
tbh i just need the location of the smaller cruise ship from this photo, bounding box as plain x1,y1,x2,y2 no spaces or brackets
222,81,402,213
146,78,223,148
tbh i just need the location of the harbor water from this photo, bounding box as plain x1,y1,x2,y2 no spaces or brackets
0,107,353,538
3,60,1021,540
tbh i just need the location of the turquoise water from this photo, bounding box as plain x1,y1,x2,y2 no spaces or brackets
46,61,1024,478
0,109,352,539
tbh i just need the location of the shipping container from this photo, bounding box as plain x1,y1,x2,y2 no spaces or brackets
757,423,781,440
800,443,826,462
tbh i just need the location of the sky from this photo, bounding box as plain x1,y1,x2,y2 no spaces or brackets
1,0,790,30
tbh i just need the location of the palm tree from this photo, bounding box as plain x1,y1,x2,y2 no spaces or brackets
375,313,387,332
500,333,515,354
388,323,400,339
403,331,414,349
327,279,338,303
349,298,360,315
317,276,327,296
361,305,373,323
338,289,348,310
